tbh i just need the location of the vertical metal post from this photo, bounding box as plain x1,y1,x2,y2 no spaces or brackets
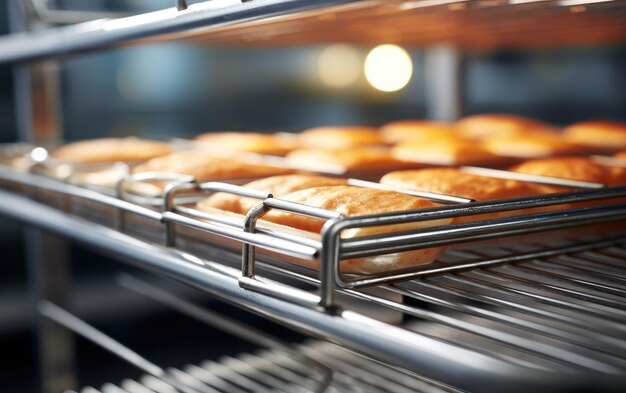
25,230,77,393
8,1,77,392
424,45,464,121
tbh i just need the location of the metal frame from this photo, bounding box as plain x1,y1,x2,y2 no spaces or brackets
2,161,626,313
2,185,625,391
0,0,362,65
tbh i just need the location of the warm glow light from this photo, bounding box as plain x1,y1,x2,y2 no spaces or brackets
364,44,413,92
318,44,362,89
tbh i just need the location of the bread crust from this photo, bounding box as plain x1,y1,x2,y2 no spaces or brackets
198,174,347,214
298,126,383,148
380,120,457,144
380,168,553,223
391,137,500,165
52,138,172,163
262,185,450,233
563,120,626,149
511,156,626,186
483,131,585,158
456,114,554,140
195,132,297,156
286,148,405,170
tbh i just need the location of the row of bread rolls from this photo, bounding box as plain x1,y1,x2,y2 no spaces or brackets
195,155,626,273
35,136,626,273
45,116,626,173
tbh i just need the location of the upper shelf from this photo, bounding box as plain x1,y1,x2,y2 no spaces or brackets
1,0,625,65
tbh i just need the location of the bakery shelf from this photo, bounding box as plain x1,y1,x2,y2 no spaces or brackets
2,0,626,65
1,159,625,391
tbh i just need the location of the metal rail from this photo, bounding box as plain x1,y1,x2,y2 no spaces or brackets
0,0,359,64
0,184,624,390
2,163,626,309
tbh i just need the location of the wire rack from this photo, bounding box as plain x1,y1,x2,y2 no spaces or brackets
2,0,626,64
1,149,625,391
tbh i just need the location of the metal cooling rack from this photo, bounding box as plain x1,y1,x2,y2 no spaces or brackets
1,153,626,391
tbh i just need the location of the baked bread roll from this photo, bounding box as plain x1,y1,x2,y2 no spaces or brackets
380,168,553,223
198,174,347,215
562,120,626,149
262,186,452,273
483,131,584,158
52,138,172,163
380,120,457,144
130,151,293,195
391,135,500,166
511,156,626,187
456,114,554,140
298,126,383,148
194,132,297,156
286,148,407,171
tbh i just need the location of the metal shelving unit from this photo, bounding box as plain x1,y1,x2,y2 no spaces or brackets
1,1,626,392
0,158,625,391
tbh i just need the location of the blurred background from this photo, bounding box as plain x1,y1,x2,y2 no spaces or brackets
0,1,625,392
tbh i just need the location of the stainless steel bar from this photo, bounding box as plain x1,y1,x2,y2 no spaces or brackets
339,204,626,260
0,0,361,65
339,234,626,288
173,205,322,250
162,210,318,260
38,302,203,393
424,45,464,121
25,229,77,393
456,272,626,327
101,383,129,393
241,197,341,307
579,250,626,270
182,365,248,393
304,343,461,393
429,275,626,336
237,353,320,392
346,178,473,204
514,264,626,297
460,166,605,189
339,288,623,372
490,268,626,312
387,281,626,359
219,356,293,393
117,274,333,393
165,368,220,393
1,189,592,392
198,361,273,393
537,258,626,284
265,350,364,393
0,166,163,220
139,376,177,393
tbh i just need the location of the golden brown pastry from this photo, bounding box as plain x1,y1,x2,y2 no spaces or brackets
194,132,298,156
563,120,626,149
130,151,293,195
298,126,384,148
511,156,626,187
391,136,499,166
198,174,347,215
380,168,553,223
52,138,172,164
456,114,554,140
286,148,407,171
483,131,584,158
380,120,457,144
262,185,452,273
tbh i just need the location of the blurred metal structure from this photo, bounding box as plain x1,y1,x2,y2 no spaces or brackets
1,1,625,392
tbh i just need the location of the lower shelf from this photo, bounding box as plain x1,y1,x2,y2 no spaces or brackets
1,188,625,392
70,340,456,393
